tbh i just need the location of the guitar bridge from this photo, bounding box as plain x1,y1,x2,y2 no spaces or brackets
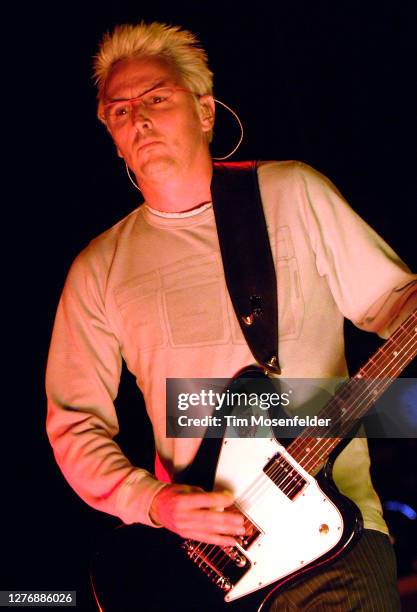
183,540,249,592
223,545,247,567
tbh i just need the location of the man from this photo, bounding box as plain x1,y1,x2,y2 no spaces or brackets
46,21,416,610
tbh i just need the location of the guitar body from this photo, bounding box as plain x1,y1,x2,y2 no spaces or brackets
91,439,362,612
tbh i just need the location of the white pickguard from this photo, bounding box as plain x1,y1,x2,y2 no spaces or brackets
214,437,345,602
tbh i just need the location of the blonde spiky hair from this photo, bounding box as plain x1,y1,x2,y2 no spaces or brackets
93,21,214,122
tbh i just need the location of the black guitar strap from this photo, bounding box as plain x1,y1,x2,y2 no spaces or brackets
211,161,280,374
175,162,280,489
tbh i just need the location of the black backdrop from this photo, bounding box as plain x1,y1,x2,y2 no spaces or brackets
3,2,416,609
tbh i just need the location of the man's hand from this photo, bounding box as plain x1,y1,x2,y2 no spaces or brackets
149,484,245,546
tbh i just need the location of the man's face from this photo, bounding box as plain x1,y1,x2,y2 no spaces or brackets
103,56,214,183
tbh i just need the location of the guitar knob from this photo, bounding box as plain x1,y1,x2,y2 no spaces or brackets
319,523,329,534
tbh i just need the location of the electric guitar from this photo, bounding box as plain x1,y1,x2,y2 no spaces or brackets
90,310,417,611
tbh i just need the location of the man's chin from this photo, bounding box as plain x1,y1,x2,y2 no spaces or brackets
137,156,176,180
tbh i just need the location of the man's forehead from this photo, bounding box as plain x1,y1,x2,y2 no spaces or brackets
104,56,178,100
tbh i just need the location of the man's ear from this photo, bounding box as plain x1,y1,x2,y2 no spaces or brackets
117,146,124,159
199,94,215,133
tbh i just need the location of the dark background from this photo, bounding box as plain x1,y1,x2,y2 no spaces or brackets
3,1,416,609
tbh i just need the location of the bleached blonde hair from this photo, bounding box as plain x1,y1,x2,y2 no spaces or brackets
93,21,214,129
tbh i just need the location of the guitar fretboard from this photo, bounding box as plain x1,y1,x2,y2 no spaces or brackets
287,310,417,474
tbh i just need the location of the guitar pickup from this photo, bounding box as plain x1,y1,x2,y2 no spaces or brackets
263,452,307,500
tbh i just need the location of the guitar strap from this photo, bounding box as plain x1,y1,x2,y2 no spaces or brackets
175,161,281,490
211,161,280,374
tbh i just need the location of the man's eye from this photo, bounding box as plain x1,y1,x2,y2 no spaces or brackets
148,94,168,105
113,105,129,117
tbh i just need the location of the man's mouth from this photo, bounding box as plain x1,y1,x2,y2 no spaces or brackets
138,141,162,152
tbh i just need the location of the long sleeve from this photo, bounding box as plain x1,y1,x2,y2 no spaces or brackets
296,162,417,336
46,249,166,526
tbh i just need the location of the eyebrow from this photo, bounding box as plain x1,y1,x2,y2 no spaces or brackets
106,79,169,104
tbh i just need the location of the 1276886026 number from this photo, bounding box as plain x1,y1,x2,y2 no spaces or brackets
0,591,76,607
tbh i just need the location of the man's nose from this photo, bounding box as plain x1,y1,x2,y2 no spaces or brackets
130,101,151,130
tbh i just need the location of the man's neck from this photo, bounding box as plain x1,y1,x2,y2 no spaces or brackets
138,157,213,213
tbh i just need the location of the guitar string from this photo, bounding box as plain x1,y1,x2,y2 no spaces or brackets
190,317,417,575
188,315,417,575
238,319,417,507
202,318,416,572
193,349,417,578
198,325,417,575
224,315,417,519
245,313,417,499
237,314,416,501
188,314,417,577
